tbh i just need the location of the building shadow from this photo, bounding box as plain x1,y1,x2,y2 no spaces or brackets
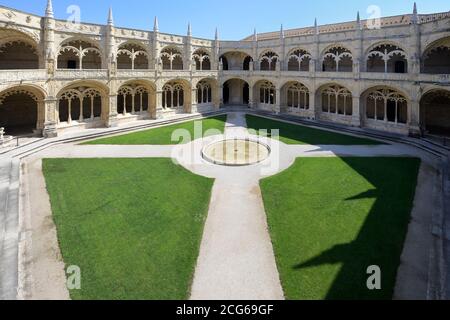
293,157,421,300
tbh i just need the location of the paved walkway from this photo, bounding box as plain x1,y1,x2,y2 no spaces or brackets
190,113,284,300
3,111,444,300
0,158,20,300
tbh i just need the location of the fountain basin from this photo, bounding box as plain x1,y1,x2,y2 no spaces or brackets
202,138,270,166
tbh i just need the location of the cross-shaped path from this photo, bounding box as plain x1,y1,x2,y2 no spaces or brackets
18,111,440,300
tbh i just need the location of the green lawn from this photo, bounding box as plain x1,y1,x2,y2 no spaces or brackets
84,115,227,145
246,115,382,145
43,158,214,300
260,157,420,300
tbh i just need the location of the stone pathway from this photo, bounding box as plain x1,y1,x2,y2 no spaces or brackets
0,158,20,300
190,113,284,300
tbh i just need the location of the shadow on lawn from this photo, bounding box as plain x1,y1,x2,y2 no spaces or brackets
245,115,385,146
294,157,421,300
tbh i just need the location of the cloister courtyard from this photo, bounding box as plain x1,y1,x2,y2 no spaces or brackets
4,111,441,300
0,1,449,301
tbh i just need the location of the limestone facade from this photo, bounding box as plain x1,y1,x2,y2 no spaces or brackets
0,1,449,138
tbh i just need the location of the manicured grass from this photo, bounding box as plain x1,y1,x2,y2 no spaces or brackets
260,157,420,300
246,115,382,145
43,158,214,300
84,115,227,145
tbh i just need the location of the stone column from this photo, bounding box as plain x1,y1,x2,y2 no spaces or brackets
155,90,164,119
191,88,197,113
409,99,421,136
105,94,119,127
248,83,255,109
409,9,421,77
351,95,361,127
43,98,58,138
219,84,224,108
309,91,316,120
43,5,56,73
274,87,281,114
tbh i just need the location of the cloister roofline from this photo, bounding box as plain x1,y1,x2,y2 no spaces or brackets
4,0,216,42
0,5,42,19
242,11,450,41
48,19,216,43
2,3,449,44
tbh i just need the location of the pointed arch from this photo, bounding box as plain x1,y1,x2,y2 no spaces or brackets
318,84,353,116
57,38,102,69
219,51,253,71
254,79,276,109
116,80,155,116
259,50,279,71
0,85,46,135
192,49,211,71
57,81,108,125
366,43,407,73
160,46,183,70
117,42,150,70
321,45,353,72
422,37,450,74
287,48,311,71
281,81,310,110
420,89,450,136
0,28,40,69
361,86,408,125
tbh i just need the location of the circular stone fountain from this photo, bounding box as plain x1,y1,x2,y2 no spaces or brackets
202,138,271,166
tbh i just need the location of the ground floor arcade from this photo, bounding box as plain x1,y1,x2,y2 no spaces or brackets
1,78,449,140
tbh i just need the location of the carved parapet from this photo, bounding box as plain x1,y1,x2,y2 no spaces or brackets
0,70,47,82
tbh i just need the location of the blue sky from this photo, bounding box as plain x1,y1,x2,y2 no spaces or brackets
1,0,449,39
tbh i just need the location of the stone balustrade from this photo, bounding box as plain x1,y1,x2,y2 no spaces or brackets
0,68,446,85
0,70,47,83
54,69,109,80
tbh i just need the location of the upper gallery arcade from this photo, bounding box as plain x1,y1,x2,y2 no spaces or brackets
0,0,449,138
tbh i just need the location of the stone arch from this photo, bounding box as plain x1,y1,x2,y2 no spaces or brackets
160,46,183,70
281,81,310,111
117,79,156,117
194,77,219,111
56,80,109,98
321,45,353,72
253,79,276,110
316,83,353,116
219,51,253,71
365,42,408,73
222,78,250,106
57,81,109,125
192,49,211,71
286,48,312,71
259,50,279,71
0,28,40,69
0,85,46,135
422,37,450,74
57,38,102,69
420,89,450,136
162,79,191,112
365,41,409,59
117,42,150,70
361,86,409,127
